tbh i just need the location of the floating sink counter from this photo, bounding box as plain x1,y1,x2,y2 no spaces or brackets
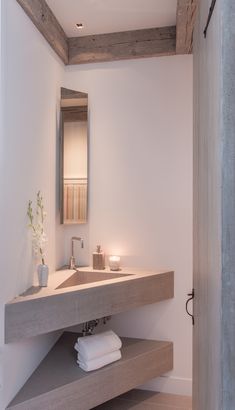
5,267,174,343
5,270,174,409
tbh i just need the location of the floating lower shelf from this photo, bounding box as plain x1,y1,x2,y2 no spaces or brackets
7,332,173,410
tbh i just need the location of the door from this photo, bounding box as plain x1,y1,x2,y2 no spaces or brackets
193,0,235,409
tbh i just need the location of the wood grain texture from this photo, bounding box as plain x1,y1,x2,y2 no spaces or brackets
5,270,174,343
95,389,192,410
193,0,235,406
16,0,68,64
193,0,222,409
176,0,198,54
220,0,235,407
7,333,173,410
62,106,88,122
68,26,176,65
61,87,88,100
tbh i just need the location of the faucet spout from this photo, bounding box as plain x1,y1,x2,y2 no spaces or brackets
69,237,84,269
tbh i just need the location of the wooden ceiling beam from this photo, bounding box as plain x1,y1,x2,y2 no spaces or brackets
15,1,179,65
68,26,176,65
176,0,198,54
16,0,68,64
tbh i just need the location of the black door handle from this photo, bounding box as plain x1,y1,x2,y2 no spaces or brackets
186,289,195,325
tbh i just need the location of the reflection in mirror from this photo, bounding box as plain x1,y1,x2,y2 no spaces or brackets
60,87,88,224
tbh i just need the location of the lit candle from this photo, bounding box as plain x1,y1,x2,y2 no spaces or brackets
109,255,121,271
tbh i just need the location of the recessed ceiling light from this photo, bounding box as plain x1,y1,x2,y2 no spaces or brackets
76,23,84,30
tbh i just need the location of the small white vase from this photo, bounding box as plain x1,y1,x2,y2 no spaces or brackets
37,264,49,287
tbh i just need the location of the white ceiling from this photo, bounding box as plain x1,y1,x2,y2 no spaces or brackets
46,0,177,38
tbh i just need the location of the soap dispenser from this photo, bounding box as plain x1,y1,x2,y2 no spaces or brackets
93,245,105,270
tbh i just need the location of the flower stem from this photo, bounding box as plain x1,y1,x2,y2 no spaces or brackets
40,248,45,265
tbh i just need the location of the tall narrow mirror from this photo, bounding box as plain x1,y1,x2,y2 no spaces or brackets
60,87,88,224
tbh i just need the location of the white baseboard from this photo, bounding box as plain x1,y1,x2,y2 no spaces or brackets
140,375,192,396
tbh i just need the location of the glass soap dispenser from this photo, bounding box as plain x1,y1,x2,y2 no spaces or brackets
93,245,105,270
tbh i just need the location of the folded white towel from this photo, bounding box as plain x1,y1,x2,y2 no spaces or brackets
74,330,122,361
77,349,121,372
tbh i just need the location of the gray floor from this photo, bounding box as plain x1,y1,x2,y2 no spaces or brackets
94,389,192,410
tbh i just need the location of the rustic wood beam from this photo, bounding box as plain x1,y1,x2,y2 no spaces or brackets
62,106,88,122
176,0,198,54
61,87,88,100
16,0,68,64
68,26,176,65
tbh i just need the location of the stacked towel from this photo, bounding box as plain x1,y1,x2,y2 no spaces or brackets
74,330,122,372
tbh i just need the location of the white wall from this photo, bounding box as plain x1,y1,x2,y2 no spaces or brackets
64,56,193,395
0,1,64,408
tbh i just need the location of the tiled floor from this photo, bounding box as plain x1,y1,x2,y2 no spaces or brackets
94,389,192,410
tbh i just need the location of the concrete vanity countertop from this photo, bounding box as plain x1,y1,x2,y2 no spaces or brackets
5,267,174,343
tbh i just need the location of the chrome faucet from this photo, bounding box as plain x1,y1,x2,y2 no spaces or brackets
69,237,84,269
